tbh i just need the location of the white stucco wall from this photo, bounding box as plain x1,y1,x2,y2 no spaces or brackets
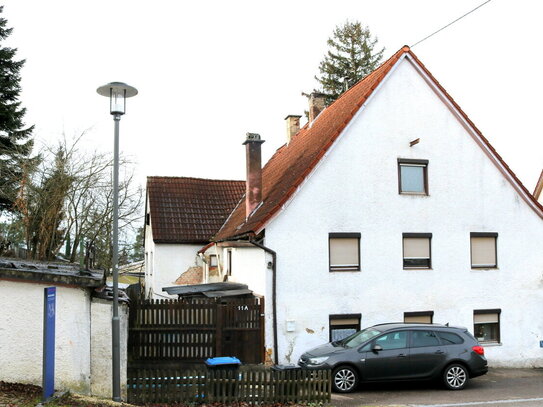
90,298,128,399
144,216,203,298
224,247,267,296
235,56,543,367
0,280,92,393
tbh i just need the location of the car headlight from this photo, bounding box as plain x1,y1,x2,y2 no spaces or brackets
308,356,329,365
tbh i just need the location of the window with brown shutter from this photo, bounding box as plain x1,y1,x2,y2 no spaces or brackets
329,233,361,272
403,233,432,269
471,233,497,268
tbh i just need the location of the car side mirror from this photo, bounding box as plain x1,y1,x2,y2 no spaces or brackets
372,344,383,353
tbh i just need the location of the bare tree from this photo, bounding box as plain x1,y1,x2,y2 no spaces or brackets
14,133,143,267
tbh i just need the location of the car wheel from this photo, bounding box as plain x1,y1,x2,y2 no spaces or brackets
332,366,359,393
443,364,468,390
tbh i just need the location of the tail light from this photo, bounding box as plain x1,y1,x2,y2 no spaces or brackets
472,345,485,355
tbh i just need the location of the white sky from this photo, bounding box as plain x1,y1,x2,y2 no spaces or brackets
3,0,543,190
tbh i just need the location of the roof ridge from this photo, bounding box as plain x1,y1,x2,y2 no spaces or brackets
148,175,244,183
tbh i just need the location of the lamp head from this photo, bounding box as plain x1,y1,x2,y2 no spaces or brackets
97,82,138,115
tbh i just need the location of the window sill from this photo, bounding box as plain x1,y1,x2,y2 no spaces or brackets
471,267,499,271
399,192,429,196
403,267,432,270
329,269,361,273
480,342,502,347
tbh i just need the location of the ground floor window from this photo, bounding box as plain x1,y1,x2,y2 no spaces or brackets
404,310,433,323
474,309,501,343
329,314,361,341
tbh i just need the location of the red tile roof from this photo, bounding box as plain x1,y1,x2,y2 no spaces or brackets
147,176,245,243
215,46,543,240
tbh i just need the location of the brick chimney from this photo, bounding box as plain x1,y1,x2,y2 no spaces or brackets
285,115,301,145
243,133,265,218
308,92,326,123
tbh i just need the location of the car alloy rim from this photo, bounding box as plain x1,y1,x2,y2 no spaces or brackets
335,369,356,391
446,366,467,388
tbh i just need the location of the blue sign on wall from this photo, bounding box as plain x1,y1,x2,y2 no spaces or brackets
43,287,56,401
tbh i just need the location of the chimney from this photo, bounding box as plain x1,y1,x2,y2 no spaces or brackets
243,132,265,218
308,92,326,123
284,115,301,145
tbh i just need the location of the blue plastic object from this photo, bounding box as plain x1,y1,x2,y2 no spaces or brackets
205,356,241,366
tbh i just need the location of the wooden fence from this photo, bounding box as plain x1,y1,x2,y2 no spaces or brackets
127,366,331,404
129,297,265,366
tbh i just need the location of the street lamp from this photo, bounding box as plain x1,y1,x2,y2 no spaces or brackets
96,81,138,402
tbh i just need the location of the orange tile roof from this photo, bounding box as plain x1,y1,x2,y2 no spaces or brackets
215,45,543,240
147,176,245,243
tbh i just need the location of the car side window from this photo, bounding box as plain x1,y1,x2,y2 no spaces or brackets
436,331,464,345
374,331,408,350
411,330,440,347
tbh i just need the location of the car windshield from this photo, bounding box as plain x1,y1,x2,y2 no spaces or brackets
339,327,382,348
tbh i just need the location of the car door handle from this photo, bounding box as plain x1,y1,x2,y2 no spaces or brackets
435,350,444,354
397,353,407,358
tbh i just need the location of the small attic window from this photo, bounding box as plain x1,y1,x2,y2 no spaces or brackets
398,159,428,195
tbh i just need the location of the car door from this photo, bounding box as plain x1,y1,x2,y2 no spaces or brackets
359,330,410,381
408,329,447,378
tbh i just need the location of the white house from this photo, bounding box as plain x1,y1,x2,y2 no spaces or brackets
206,46,543,367
144,176,244,298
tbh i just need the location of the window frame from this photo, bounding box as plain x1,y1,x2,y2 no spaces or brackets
404,310,434,324
473,309,501,344
329,313,361,342
402,233,432,269
329,233,361,272
470,232,498,269
398,158,429,195
209,254,218,268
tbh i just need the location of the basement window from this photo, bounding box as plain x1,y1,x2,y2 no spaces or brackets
398,159,428,195
474,309,501,343
404,311,434,324
329,314,361,342
329,233,361,272
403,233,432,269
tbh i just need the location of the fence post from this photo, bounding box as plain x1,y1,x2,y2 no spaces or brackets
215,300,223,356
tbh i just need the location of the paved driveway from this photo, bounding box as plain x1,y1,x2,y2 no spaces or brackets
330,368,543,407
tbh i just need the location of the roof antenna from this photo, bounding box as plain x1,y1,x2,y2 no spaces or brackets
445,322,449,327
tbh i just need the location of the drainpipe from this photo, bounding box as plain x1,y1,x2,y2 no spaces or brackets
249,239,278,365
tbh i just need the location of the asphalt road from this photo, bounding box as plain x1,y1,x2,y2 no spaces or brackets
330,368,543,407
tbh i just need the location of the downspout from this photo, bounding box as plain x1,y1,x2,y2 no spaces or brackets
249,239,278,365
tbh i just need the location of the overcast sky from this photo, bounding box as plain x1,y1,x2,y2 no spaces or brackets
3,0,543,190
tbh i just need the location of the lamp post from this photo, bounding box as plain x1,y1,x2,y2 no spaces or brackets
96,82,138,401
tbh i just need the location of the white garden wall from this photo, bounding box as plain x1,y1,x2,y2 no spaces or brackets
0,279,129,397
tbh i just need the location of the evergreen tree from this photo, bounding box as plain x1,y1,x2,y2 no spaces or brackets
0,6,35,212
315,21,384,105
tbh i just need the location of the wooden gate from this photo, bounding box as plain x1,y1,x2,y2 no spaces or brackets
128,297,265,367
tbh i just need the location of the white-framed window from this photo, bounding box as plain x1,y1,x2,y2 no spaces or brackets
403,233,432,269
209,254,218,268
329,233,361,271
404,311,433,324
329,314,361,341
471,233,497,268
474,309,501,343
398,159,428,195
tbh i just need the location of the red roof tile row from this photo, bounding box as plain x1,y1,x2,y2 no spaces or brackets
147,176,245,243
